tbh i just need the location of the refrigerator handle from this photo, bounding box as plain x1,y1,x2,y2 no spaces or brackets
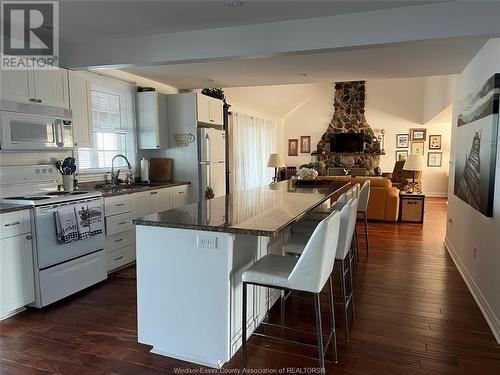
205,133,210,162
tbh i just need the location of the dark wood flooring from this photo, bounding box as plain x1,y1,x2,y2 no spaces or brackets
1,198,499,374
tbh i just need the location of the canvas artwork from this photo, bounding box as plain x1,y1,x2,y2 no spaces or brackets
300,136,311,153
410,142,424,155
396,150,408,161
396,134,409,148
288,139,298,156
454,73,499,217
429,135,442,150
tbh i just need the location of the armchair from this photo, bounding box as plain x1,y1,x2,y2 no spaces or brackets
382,160,422,192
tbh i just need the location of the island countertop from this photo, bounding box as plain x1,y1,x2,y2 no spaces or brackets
133,180,348,236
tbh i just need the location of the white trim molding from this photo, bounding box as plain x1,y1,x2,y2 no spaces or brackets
444,238,500,344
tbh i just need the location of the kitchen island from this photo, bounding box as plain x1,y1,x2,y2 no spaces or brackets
133,180,347,368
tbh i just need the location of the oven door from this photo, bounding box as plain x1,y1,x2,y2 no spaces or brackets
34,198,105,269
0,111,73,150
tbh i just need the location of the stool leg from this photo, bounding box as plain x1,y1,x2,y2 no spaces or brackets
314,293,325,371
328,275,338,363
241,282,247,371
363,212,369,256
353,228,359,264
280,290,286,327
340,259,350,342
349,258,355,321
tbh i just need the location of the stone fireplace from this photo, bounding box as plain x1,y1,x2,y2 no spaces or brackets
315,81,382,175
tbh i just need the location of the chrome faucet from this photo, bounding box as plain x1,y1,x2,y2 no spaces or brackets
110,154,132,186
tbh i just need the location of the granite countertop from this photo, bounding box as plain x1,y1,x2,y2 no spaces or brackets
133,180,348,237
78,181,191,197
0,203,33,214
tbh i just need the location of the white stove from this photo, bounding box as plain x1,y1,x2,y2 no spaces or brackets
0,165,107,308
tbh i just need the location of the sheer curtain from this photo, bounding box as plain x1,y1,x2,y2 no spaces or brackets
230,112,278,192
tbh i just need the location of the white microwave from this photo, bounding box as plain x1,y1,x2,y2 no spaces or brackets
0,102,73,151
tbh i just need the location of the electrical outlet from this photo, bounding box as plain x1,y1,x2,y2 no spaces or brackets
197,235,217,249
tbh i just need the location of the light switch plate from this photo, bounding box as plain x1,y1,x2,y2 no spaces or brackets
197,234,217,249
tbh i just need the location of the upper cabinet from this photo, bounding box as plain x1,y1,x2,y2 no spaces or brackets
136,91,169,149
196,94,223,126
68,71,93,148
0,67,69,109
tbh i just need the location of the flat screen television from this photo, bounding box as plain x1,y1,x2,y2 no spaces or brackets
330,133,364,152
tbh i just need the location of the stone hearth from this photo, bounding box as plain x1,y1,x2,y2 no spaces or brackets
316,81,381,174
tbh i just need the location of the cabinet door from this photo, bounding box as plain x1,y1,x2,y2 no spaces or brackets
32,68,69,108
149,189,172,213
0,70,32,104
196,94,211,124
171,185,190,208
132,191,152,217
0,235,35,318
208,97,224,126
69,71,92,148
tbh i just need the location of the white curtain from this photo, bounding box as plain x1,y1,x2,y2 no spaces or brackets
230,112,278,192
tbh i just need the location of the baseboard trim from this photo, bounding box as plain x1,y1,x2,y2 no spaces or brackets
425,192,448,198
444,237,500,344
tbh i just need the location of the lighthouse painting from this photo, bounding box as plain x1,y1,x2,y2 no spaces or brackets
454,74,499,217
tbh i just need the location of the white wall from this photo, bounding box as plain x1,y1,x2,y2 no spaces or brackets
281,79,452,196
423,75,457,123
445,38,500,343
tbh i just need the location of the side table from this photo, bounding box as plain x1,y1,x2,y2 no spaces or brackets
399,193,425,223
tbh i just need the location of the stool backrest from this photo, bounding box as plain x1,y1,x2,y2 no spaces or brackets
333,192,349,210
350,183,361,198
288,210,341,294
358,180,370,212
335,197,358,260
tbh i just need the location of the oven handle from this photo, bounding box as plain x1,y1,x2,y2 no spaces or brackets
35,197,103,212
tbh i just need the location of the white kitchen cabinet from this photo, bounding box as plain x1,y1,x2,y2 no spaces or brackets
1,67,69,108
136,91,169,149
132,191,151,217
0,210,35,320
69,70,92,148
149,188,172,213
32,69,69,108
0,70,31,104
171,184,190,208
196,94,223,126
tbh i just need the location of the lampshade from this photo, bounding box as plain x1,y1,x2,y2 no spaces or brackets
267,153,284,168
403,154,425,171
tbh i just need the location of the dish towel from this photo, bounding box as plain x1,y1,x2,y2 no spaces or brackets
75,202,91,239
55,205,79,244
87,200,104,236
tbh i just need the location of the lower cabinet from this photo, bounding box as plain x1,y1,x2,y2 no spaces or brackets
0,211,35,320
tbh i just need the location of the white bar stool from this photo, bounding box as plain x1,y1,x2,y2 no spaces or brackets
241,210,342,371
357,180,371,256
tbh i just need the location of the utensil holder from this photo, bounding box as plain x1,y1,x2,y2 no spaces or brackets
62,175,74,192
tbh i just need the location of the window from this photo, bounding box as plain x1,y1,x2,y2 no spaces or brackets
78,79,135,172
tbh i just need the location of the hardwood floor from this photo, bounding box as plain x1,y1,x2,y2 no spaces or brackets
1,198,499,374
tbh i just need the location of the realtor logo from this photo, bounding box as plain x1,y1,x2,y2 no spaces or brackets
1,1,59,69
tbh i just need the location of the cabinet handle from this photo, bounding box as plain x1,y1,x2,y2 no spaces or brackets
118,221,128,225
26,235,32,240
115,203,125,207
178,191,184,194
113,256,124,261
114,238,123,243
37,99,42,103
29,98,36,102
210,119,214,122
150,192,158,195
4,221,20,227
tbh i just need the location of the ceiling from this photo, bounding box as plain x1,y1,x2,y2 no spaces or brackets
121,37,486,89
60,0,439,42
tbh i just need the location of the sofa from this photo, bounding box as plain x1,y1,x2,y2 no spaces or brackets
316,176,400,222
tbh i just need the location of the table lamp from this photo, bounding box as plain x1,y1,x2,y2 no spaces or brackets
403,154,424,193
267,153,284,183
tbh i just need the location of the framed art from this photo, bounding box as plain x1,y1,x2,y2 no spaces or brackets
396,134,409,148
454,73,499,217
288,139,298,156
427,152,442,167
410,128,427,141
429,135,442,150
395,150,408,161
300,136,311,153
410,141,424,155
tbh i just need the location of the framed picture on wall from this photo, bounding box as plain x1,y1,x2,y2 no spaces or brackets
300,136,311,153
429,135,442,149
410,141,425,155
395,150,408,161
396,134,409,148
410,128,427,141
288,139,299,156
427,152,443,167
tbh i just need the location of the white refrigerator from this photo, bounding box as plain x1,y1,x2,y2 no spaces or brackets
198,128,226,200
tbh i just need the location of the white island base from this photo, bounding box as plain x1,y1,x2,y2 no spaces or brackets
136,225,284,368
